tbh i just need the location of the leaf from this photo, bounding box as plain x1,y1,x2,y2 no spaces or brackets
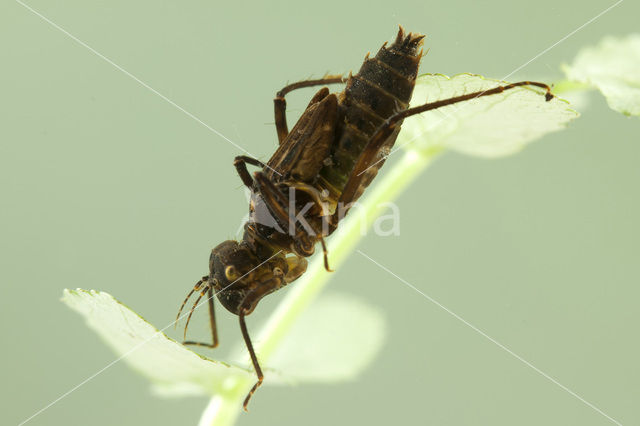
563,34,640,116
264,292,386,385
397,73,578,157
62,289,251,397
62,289,386,396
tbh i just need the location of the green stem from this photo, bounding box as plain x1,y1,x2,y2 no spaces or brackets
198,395,242,426
199,147,442,426
550,79,592,94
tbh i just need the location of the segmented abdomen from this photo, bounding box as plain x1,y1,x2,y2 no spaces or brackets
319,28,425,202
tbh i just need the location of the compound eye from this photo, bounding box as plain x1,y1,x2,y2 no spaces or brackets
273,266,284,277
225,265,238,281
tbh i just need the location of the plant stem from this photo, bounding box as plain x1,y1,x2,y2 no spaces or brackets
199,147,442,426
550,79,592,94
198,395,242,426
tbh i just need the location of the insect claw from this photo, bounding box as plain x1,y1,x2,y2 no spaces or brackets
175,285,198,328
178,276,209,334
183,289,206,340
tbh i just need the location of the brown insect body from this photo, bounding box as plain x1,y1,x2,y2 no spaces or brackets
246,29,425,266
206,29,425,316
176,27,554,410
321,31,424,203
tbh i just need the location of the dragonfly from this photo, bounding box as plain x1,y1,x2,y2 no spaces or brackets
176,26,554,410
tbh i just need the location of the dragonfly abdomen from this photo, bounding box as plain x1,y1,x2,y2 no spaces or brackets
320,28,425,201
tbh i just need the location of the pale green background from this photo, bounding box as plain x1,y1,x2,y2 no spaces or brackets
1,0,639,425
